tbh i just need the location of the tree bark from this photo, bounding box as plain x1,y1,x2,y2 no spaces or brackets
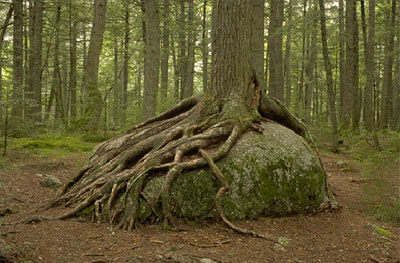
338,0,345,127
380,0,396,129
251,0,265,93
53,2,63,121
11,0,24,124
304,2,317,124
211,0,255,114
69,0,77,120
284,0,293,108
160,0,170,104
360,0,375,132
112,29,119,127
392,1,400,131
26,0,43,123
341,0,356,129
296,0,307,116
202,0,208,93
142,0,160,120
351,1,360,132
182,0,195,99
178,0,186,100
267,0,284,101
120,2,129,125
82,0,108,131
0,5,13,133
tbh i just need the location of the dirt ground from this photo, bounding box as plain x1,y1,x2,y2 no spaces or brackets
0,151,399,263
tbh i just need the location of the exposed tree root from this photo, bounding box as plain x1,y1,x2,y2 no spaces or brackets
32,94,335,240
199,149,276,241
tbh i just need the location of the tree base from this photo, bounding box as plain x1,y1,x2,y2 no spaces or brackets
42,95,335,239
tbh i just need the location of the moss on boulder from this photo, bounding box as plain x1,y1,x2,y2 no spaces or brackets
141,122,329,221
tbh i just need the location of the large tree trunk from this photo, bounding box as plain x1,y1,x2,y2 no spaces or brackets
251,0,265,93
47,0,334,237
82,0,107,131
338,0,345,128
142,0,160,121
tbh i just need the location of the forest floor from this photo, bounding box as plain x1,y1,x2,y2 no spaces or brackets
0,134,399,263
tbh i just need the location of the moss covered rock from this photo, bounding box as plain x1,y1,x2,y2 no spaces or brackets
142,122,329,221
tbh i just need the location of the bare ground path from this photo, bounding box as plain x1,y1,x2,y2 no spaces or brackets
0,152,399,263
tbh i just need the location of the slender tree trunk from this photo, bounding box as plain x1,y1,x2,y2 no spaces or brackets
26,0,43,123
202,0,208,93
80,26,87,117
120,3,129,125
319,0,338,151
392,1,400,131
296,0,307,116
172,35,179,102
284,0,293,108
69,1,77,120
53,2,63,121
251,0,265,93
142,0,160,120
381,0,396,129
182,0,195,99
11,0,24,124
342,0,355,129
83,0,108,131
338,0,345,127
0,5,13,133
267,0,284,101
304,2,317,124
113,30,119,127
351,1,360,132
61,41,69,121
360,0,375,132
178,0,186,100
160,0,170,104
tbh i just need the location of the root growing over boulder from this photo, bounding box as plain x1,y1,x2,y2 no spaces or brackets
41,94,333,240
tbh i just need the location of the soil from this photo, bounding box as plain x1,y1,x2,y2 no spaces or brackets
0,151,399,263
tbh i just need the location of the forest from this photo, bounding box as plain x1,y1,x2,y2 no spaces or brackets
0,0,399,262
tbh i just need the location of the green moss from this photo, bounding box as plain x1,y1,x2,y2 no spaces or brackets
374,226,394,238
7,135,96,157
151,122,330,221
76,206,94,217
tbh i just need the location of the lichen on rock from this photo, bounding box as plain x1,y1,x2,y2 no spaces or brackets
140,122,330,221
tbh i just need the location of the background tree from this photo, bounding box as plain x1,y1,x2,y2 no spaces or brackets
11,0,24,127
267,0,284,101
142,0,160,121
82,0,108,131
